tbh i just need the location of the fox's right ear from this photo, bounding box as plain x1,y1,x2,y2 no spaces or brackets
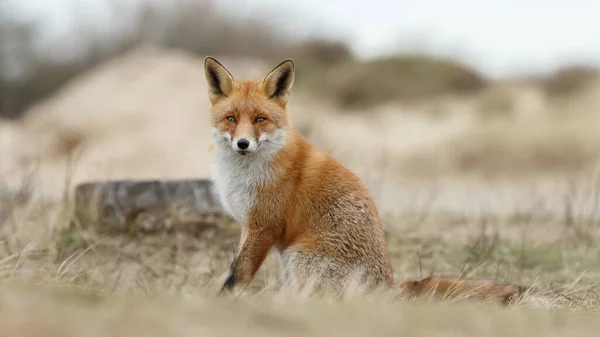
204,56,234,104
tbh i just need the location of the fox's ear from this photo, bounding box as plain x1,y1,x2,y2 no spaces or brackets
204,56,234,104
263,59,295,105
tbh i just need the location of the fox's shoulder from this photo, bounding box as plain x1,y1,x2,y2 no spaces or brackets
281,131,366,186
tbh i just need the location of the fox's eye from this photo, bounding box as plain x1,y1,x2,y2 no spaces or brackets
226,116,236,123
255,117,266,123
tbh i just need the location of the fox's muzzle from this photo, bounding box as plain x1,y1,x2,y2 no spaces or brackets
232,137,257,154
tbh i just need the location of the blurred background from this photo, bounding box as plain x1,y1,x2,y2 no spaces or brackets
2,0,600,217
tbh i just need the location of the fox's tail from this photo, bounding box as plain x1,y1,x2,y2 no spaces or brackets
396,276,536,306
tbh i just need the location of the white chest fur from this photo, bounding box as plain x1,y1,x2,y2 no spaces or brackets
211,149,277,225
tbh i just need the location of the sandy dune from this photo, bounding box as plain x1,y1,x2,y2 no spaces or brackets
2,45,600,217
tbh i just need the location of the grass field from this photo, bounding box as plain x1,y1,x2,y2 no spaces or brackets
1,187,600,336
1,281,599,337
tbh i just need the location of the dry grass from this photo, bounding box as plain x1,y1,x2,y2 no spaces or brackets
1,281,599,337
0,169,600,336
1,46,600,335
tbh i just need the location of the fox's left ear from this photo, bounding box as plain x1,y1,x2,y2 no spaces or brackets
263,59,295,105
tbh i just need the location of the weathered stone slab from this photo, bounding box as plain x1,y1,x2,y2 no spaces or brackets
73,179,232,235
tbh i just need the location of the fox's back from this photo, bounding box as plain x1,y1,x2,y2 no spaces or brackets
248,132,395,289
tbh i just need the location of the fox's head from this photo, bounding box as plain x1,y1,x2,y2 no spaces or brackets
204,57,295,156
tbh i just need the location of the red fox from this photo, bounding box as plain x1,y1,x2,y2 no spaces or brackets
204,57,394,294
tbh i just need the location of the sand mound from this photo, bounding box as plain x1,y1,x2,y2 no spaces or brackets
3,44,600,216
1,45,272,199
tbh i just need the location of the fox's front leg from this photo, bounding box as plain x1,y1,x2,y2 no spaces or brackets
220,227,276,294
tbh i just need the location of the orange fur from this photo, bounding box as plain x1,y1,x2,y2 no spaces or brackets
398,276,529,305
204,57,394,294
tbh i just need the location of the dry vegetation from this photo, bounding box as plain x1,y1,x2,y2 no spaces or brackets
2,2,600,335
306,55,487,108
1,167,600,336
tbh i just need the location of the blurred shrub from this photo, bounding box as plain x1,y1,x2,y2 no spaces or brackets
1,62,88,119
313,55,487,109
289,39,354,66
538,65,599,96
143,2,287,59
0,0,293,119
287,38,355,90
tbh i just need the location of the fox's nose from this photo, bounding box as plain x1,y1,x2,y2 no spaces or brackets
237,138,250,150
